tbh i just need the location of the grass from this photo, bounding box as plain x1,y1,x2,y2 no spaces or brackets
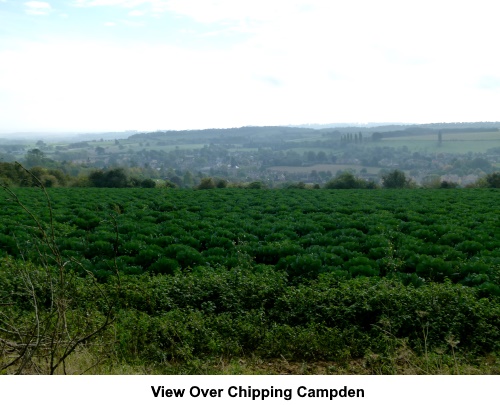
30,348,500,375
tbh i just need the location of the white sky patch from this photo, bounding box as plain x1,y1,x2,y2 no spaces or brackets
477,76,500,90
1,0,500,131
128,9,145,16
121,19,144,27
24,1,52,15
73,0,168,9
164,0,307,24
1,34,497,132
104,21,116,26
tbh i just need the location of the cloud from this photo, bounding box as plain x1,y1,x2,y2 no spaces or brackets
69,0,310,21
3,1,500,131
73,0,138,6
477,75,500,90
254,75,283,88
24,1,52,15
71,0,171,18
128,9,145,16
164,0,286,23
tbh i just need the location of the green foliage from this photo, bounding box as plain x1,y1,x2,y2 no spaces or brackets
324,172,369,189
2,187,500,372
197,177,216,189
246,181,266,189
382,170,411,189
141,178,156,188
215,179,228,188
485,172,500,188
89,168,128,188
110,269,500,364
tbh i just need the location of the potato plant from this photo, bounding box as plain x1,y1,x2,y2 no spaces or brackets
1,187,500,373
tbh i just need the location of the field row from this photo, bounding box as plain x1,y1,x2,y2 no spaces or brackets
1,188,499,290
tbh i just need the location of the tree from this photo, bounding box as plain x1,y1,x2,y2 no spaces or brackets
306,151,316,162
89,168,128,188
24,149,46,168
197,177,216,189
95,146,106,156
105,168,128,188
317,151,327,162
141,178,156,188
215,178,228,188
485,172,500,188
324,172,366,189
246,181,266,189
183,171,195,188
440,180,459,189
168,175,183,188
164,180,178,188
381,169,410,188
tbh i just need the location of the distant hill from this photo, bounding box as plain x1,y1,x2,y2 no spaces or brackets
128,122,500,142
371,124,499,141
129,126,317,143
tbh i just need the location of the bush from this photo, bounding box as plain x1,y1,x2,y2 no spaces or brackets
149,257,180,275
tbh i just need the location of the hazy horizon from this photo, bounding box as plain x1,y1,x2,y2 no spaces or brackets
3,120,500,141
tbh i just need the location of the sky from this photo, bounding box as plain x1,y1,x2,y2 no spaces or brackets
1,0,500,133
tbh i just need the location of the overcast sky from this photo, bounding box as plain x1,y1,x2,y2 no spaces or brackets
1,0,499,133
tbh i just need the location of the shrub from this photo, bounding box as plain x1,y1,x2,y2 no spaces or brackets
149,257,180,275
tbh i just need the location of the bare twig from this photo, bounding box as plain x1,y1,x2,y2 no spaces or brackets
0,164,117,374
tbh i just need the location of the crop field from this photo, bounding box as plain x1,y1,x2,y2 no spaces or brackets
1,187,499,287
1,187,500,373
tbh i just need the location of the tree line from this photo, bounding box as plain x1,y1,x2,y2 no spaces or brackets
2,160,500,190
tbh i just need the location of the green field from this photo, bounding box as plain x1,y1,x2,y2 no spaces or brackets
395,132,500,141
1,188,500,374
375,131,500,153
